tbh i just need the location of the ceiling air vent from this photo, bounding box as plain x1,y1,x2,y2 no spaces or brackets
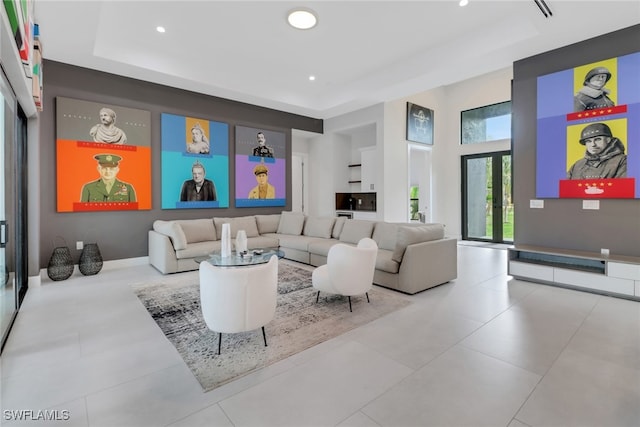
534,0,553,18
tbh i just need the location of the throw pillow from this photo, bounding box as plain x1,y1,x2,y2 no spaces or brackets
276,211,305,235
391,224,445,263
303,217,336,239
255,214,281,234
153,220,187,250
332,217,346,238
177,219,216,243
371,222,399,251
213,216,260,239
338,220,375,244
231,216,260,237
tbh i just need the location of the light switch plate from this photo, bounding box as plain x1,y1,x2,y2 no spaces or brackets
583,200,600,210
530,199,544,209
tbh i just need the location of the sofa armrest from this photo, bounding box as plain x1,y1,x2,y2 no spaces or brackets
397,237,457,294
148,230,179,274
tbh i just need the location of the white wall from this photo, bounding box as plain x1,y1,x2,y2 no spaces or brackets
299,67,513,230
381,67,512,234
437,67,513,237
304,104,384,218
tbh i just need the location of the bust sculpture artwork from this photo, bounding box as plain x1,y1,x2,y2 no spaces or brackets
90,107,128,144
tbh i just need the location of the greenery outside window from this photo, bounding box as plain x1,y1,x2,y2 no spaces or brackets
409,186,419,220
461,101,511,145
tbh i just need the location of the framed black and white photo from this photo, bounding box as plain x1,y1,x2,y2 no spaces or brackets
406,102,434,145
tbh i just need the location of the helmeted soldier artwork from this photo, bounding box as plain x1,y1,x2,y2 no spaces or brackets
567,123,627,180
574,66,615,112
80,154,137,202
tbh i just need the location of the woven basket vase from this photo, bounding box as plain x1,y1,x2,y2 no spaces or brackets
47,246,74,281
79,243,103,276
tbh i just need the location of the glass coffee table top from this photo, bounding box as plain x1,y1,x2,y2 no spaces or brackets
195,248,284,267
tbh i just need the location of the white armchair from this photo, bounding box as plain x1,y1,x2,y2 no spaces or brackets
312,238,378,312
199,255,278,354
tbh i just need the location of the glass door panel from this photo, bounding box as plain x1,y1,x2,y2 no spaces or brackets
501,155,513,241
0,69,17,351
462,151,513,243
464,156,492,240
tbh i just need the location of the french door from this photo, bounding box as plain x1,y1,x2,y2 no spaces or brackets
461,151,513,243
0,69,28,353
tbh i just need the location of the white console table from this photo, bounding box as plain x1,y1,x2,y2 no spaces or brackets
508,245,640,301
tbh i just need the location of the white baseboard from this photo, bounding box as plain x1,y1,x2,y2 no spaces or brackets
34,256,149,285
102,256,149,270
28,274,42,287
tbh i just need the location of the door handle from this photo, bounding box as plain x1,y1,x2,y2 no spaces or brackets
0,220,6,248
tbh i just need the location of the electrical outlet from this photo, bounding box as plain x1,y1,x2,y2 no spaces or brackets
601,248,610,256
76,241,83,250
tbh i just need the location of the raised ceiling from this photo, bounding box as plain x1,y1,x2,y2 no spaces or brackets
34,1,640,119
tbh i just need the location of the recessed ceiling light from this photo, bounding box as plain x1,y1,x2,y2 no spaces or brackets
309,75,316,81
156,26,166,33
287,9,317,30
459,0,469,6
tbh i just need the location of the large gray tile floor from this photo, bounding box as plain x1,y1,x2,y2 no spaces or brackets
1,245,639,426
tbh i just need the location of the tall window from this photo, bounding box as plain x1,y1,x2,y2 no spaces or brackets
461,101,511,145
460,101,513,243
409,186,419,221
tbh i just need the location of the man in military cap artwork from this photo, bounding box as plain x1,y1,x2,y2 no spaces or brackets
567,122,627,180
248,163,276,199
90,107,128,144
574,66,615,112
80,154,137,202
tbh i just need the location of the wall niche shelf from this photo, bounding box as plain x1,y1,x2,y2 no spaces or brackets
348,164,362,186
508,245,640,301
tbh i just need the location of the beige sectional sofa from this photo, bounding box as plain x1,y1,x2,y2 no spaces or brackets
148,211,457,294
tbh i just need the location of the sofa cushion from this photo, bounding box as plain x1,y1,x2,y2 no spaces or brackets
372,222,399,251
175,241,220,259
177,219,216,243
276,211,305,235
391,224,445,263
214,216,260,239
277,234,325,251
246,235,280,250
332,217,346,238
308,239,343,257
375,249,400,274
255,214,281,234
339,219,375,244
153,220,187,250
303,216,336,239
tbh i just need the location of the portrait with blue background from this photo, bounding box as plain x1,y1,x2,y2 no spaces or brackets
161,113,229,209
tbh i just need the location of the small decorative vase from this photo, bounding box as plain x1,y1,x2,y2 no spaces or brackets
235,230,248,253
47,244,74,281
221,223,231,258
79,243,103,276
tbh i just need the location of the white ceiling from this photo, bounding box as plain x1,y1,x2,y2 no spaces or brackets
34,0,640,120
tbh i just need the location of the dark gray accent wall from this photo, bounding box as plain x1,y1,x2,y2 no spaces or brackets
513,24,640,257
38,60,323,268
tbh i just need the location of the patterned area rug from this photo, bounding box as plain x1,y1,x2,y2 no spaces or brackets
132,262,411,392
